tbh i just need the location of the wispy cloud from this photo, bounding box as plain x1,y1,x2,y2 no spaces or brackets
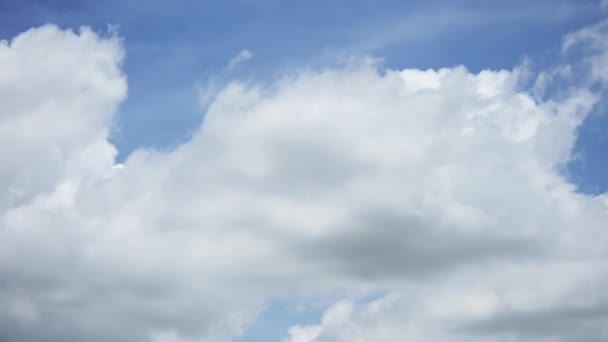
228,49,253,69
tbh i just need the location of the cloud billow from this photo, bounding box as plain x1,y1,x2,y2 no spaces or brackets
1,21,608,342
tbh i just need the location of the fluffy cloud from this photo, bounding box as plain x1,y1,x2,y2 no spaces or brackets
1,21,608,342
284,23,608,342
0,25,125,209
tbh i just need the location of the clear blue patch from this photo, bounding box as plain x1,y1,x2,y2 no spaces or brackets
568,95,608,195
235,290,389,342
234,296,327,342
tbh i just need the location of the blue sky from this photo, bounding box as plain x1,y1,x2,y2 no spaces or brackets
2,2,608,341
2,1,606,196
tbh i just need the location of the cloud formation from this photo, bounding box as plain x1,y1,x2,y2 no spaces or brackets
1,21,608,342
228,49,253,69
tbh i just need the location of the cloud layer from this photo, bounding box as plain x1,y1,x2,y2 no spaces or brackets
1,22,608,341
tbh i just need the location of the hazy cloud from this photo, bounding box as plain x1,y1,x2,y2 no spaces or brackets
228,49,253,69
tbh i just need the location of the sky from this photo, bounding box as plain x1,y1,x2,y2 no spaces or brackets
1,1,608,341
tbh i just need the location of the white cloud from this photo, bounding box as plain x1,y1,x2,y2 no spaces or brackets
563,20,608,82
0,24,125,209
228,49,253,69
1,21,608,342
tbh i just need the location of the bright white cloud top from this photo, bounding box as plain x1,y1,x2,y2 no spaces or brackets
1,21,608,342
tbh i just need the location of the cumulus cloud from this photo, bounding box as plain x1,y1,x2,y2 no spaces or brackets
0,25,125,209
1,21,608,342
